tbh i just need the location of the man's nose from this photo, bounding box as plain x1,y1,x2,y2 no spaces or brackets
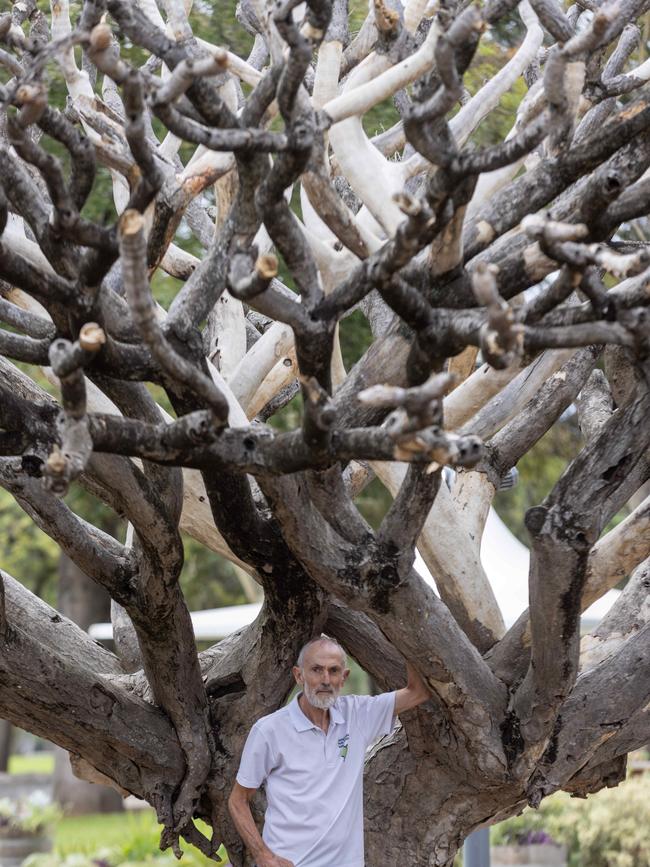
321,672,331,685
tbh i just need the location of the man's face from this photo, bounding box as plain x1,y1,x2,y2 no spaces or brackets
293,641,350,710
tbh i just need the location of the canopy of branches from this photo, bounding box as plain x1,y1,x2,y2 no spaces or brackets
0,1,649,865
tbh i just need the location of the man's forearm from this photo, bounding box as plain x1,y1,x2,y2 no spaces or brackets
228,793,270,862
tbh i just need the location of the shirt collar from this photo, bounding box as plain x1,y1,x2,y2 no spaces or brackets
289,693,345,731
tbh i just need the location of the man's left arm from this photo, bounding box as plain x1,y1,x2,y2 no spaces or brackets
394,662,431,715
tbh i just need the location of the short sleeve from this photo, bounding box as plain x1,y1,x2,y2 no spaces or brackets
236,723,275,789
355,692,396,746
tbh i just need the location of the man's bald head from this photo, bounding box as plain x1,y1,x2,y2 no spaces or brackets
296,634,347,670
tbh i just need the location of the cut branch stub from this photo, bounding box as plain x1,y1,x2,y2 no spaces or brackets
14,83,48,128
43,338,94,496
228,251,279,300
357,374,484,468
358,371,456,429
392,428,483,469
300,374,337,431
79,322,106,353
472,262,523,369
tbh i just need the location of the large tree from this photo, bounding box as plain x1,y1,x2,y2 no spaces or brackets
1,0,650,864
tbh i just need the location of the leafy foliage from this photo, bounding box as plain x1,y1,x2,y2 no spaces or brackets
0,484,247,614
0,792,61,838
494,416,584,545
24,812,228,866
492,774,650,867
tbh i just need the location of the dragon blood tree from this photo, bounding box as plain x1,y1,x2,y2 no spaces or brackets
0,0,649,864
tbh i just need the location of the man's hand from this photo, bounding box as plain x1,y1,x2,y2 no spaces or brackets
257,852,295,867
228,782,295,867
394,661,431,715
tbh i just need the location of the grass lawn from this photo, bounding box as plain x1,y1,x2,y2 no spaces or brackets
56,811,229,864
9,755,227,864
56,810,158,855
8,752,55,775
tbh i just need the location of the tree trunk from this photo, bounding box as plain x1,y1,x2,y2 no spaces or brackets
52,553,124,815
56,550,112,632
0,719,13,773
53,745,124,815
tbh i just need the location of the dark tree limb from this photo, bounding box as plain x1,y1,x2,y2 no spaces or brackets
0,569,186,800
509,385,650,795
119,209,230,425
0,461,135,603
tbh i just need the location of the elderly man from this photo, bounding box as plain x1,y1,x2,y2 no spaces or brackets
228,634,430,867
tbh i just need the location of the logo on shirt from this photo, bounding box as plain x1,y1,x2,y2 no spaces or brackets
338,733,349,760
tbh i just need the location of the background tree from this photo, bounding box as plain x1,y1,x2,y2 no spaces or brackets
51,551,125,814
1,0,650,865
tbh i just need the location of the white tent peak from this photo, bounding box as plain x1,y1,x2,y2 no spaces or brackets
414,507,619,629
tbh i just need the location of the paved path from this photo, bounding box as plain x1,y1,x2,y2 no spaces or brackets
0,772,52,802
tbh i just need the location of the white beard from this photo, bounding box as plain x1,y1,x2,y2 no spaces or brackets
303,682,339,710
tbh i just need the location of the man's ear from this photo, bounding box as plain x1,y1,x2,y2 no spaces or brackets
292,665,303,686
343,668,351,682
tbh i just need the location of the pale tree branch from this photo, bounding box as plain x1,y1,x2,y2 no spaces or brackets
579,555,650,672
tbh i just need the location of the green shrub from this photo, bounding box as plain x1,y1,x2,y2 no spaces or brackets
572,776,650,867
491,774,650,867
0,792,61,837
25,845,227,867
23,853,116,867
24,816,228,867
115,819,227,866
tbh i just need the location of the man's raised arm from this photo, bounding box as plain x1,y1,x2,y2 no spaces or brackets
227,782,294,867
394,662,431,715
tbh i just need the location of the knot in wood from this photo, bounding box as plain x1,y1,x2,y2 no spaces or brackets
290,120,314,151
21,455,44,477
89,683,117,716
524,505,548,535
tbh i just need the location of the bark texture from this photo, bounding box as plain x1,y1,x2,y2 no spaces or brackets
0,0,650,864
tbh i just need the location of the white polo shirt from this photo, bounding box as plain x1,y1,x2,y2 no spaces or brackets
236,691,396,867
